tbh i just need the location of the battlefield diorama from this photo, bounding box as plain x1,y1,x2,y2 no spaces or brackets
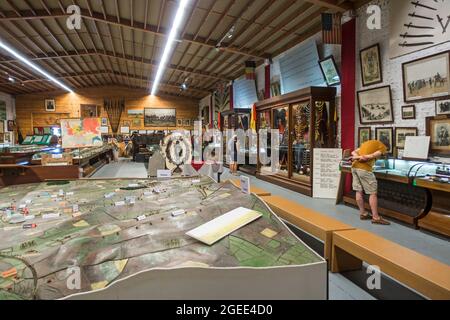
0,177,324,300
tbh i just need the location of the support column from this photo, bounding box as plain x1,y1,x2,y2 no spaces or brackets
341,18,356,193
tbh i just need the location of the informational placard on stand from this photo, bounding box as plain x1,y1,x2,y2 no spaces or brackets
240,175,250,194
313,148,342,199
157,170,172,178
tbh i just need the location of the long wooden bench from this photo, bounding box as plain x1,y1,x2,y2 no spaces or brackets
229,179,271,197
262,195,355,261
331,229,450,300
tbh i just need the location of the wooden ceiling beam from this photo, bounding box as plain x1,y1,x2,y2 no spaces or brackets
303,0,353,12
0,8,268,60
17,69,209,94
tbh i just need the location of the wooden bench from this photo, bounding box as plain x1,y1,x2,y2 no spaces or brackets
331,229,450,300
262,195,355,261
229,179,271,197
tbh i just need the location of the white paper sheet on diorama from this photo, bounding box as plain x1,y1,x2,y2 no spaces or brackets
186,207,262,245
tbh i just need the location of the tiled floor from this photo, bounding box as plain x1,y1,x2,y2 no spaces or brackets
90,160,449,300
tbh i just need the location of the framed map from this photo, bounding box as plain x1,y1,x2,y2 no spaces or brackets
60,118,103,148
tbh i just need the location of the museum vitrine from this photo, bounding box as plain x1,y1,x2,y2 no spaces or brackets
220,108,257,175
340,158,450,237
256,86,337,196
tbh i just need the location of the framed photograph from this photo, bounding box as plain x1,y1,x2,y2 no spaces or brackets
144,108,176,127
395,127,418,149
45,99,56,112
101,117,108,126
183,119,191,126
0,120,4,134
435,98,450,116
375,127,394,154
401,105,416,120
0,100,6,120
177,119,183,126
123,120,131,127
402,51,450,103
319,55,340,86
120,126,130,134
426,115,450,155
358,127,372,146
357,86,394,124
7,120,15,132
360,44,383,87
132,118,142,127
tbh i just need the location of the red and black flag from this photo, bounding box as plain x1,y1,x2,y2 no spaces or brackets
245,60,256,80
322,13,342,44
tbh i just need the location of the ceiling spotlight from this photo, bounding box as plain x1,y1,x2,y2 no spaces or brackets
8,76,15,83
181,83,187,90
216,25,235,49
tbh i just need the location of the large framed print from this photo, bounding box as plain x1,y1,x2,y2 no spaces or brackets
144,108,176,127
360,44,382,87
318,56,340,86
375,127,394,154
395,127,418,149
402,51,450,103
426,115,450,155
357,86,394,124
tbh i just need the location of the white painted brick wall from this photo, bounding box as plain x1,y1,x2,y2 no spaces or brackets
355,0,450,150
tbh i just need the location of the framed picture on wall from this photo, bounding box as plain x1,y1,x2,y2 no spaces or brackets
0,120,4,134
402,51,450,103
401,105,416,119
358,127,372,146
145,108,176,127
357,86,394,124
183,119,191,126
101,118,108,126
360,44,383,87
395,127,418,149
318,55,340,86
177,119,182,126
426,115,450,155
435,98,450,115
375,127,394,154
7,120,15,132
45,99,56,112
123,120,131,127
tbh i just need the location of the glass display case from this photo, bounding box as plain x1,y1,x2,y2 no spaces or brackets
340,158,450,237
220,109,257,175
256,86,337,196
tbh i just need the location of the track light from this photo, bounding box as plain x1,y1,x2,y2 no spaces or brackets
150,0,190,96
0,38,73,93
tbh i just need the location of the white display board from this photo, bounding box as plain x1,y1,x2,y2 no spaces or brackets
403,136,430,160
313,148,342,199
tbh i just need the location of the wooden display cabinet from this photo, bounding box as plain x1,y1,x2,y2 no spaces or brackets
220,108,257,175
255,87,337,196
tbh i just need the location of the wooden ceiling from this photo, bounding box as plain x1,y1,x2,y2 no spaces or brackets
0,0,363,99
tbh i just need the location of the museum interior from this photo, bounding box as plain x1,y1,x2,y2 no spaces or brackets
0,0,449,302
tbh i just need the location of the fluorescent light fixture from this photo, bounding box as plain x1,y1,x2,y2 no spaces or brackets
0,39,73,93
150,0,190,96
